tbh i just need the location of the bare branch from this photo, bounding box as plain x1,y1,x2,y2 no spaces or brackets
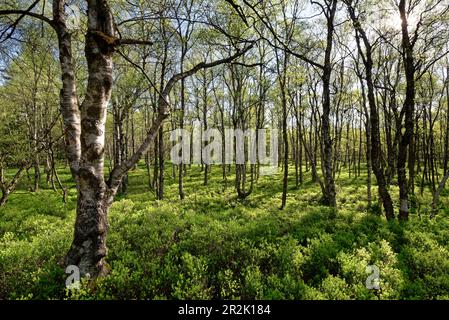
107,42,255,191
0,2,55,42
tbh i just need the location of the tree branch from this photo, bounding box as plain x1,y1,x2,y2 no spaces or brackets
0,5,55,42
107,42,255,192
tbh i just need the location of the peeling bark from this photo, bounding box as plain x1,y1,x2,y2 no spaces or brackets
64,0,115,278
53,0,81,180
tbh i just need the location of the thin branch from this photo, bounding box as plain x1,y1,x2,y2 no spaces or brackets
0,0,49,42
107,42,255,191
0,9,55,40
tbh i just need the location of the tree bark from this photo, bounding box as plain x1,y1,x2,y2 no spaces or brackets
346,2,395,219
397,0,416,221
320,0,338,209
64,0,115,278
0,163,27,207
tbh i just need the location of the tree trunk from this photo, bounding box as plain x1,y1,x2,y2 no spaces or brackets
0,190,9,207
157,127,164,199
33,156,40,192
280,62,288,209
431,170,449,218
0,163,28,207
64,0,115,278
347,3,395,219
178,76,186,199
357,71,372,207
320,0,338,209
397,0,416,221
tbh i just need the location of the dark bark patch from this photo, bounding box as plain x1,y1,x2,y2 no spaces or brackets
81,118,104,136
84,143,105,161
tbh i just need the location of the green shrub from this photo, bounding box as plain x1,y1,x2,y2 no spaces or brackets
1,164,449,300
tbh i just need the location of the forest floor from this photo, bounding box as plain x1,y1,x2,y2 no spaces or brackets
1,163,449,299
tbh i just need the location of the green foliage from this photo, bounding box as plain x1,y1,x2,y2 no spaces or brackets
0,164,449,300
